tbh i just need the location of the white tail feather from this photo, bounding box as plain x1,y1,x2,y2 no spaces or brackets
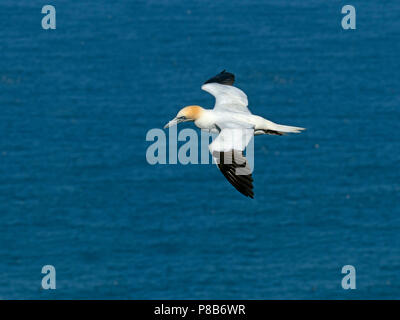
272,124,305,134
254,117,305,135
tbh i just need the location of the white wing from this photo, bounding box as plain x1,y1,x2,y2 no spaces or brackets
208,121,255,198
201,83,251,114
209,121,254,153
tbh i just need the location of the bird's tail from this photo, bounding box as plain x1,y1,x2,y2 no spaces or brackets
271,123,305,134
256,119,306,135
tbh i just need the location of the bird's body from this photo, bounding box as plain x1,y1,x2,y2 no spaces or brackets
164,70,305,198
193,108,300,135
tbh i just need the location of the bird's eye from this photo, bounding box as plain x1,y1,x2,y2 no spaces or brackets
179,116,187,120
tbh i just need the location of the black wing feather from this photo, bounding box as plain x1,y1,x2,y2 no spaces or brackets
204,70,235,86
213,150,254,198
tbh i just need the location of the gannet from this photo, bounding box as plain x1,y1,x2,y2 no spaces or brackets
164,70,305,198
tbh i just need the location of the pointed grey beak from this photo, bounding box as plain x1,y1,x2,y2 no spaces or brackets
164,117,188,129
164,117,178,129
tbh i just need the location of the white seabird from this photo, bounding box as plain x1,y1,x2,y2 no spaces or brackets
164,70,305,198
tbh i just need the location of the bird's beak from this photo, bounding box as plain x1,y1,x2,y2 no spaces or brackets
164,117,185,129
164,117,178,129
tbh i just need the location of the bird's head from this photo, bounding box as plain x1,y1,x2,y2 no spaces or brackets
164,105,203,129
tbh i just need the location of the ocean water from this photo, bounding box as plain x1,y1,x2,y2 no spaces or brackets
0,0,399,299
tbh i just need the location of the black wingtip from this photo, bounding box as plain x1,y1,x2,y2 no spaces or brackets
213,150,254,199
204,70,235,86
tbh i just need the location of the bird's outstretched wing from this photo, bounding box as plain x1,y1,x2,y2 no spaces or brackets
212,150,254,198
209,122,254,198
201,71,250,114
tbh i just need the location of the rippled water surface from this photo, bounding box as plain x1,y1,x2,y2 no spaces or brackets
0,0,399,299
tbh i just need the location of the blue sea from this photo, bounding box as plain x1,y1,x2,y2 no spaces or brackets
0,0,399,299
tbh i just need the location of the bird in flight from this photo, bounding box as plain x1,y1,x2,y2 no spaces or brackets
164,70,305,198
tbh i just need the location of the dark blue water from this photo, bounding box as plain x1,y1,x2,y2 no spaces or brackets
0,0,399,299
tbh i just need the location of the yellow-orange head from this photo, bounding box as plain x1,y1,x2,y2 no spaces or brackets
164,105,204,128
